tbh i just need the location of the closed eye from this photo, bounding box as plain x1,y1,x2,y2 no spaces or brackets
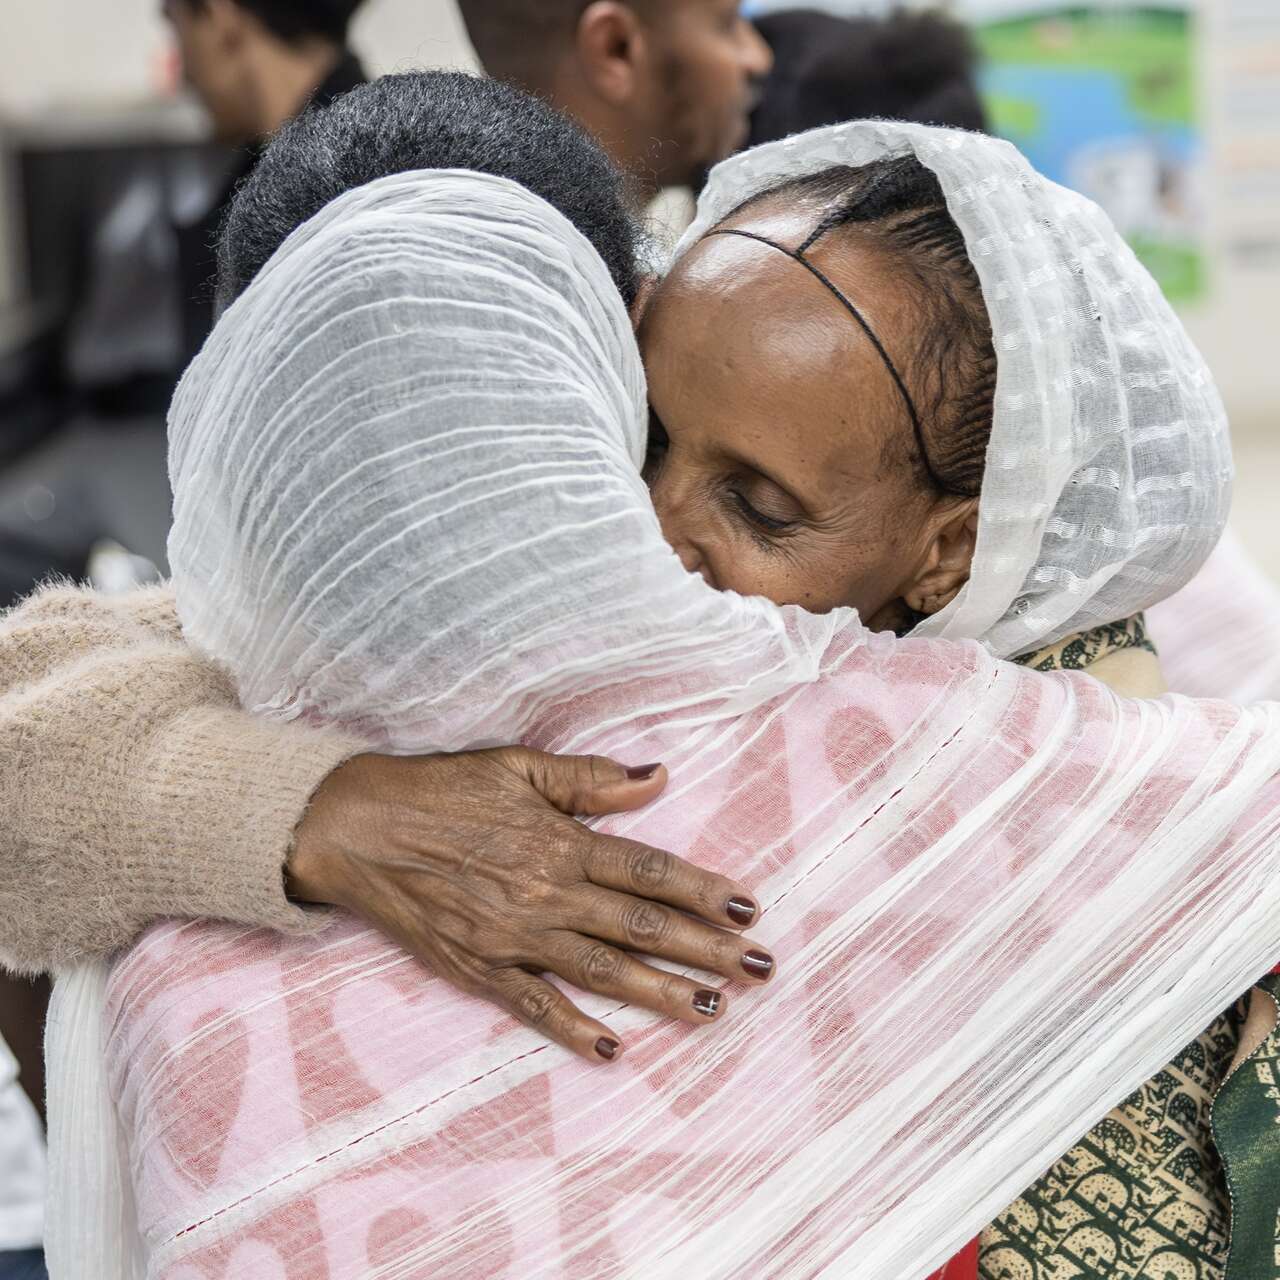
728,487,799,535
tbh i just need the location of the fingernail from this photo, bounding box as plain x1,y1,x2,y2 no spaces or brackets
726,896,757,926
625,763,662,781
741,950,774,979
693,989,722,1018
595,1037,620,1060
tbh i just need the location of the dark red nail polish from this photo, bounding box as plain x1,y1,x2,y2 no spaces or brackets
595,1037,619,1060
625,763,662,781
726,896,757,926
693,989,722,1018
741,950,774,979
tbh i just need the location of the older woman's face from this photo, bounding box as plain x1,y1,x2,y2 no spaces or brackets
639,205,976,629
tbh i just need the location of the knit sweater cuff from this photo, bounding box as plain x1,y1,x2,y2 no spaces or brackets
132,708,367,935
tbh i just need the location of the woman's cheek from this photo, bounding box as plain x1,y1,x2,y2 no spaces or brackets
714,546,788,602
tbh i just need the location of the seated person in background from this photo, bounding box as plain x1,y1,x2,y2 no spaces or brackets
162,0,370,360
748,6,988,146
0,0,370,608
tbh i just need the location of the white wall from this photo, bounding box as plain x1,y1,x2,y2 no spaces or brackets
2,0,175,116
0,0,476,116
354,0,478,77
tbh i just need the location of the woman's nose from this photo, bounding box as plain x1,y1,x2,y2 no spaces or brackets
673,537,709,582
651,477,714,585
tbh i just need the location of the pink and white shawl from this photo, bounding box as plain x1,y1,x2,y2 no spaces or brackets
46,125,1280,1280
1152,528,1280,702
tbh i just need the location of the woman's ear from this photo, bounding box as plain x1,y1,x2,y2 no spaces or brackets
901,498,980,617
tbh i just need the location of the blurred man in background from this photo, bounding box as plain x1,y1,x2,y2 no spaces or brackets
162,0,369,362
0,8,367,1275
458,0,773,200
748,7,988,147
0,0,368,613
6,0,769,611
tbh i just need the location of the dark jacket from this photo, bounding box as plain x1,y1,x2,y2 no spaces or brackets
175,51,368,365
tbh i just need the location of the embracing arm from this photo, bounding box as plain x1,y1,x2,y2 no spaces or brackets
0,583,362,974
0,584,769,1059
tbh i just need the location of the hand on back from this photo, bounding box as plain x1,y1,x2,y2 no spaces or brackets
286,748,775,1062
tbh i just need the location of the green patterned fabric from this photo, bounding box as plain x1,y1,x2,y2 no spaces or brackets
1214,974,1280,1280
978,983,1280,1279
979,1006,1243,1279
1012,613,1157,672
981,616,1280,1279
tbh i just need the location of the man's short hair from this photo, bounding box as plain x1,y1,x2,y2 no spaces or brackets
456,1,588,78
458,1,663,82
217,72,639,308
182,0,365,46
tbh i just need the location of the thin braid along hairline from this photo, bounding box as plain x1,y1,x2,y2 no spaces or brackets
724,158,997,497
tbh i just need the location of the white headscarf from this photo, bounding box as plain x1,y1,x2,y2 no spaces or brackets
678,120,1232,657
49,129,1280,1280
165,125,1232,744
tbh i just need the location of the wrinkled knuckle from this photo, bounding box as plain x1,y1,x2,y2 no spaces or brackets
442,914,483,957
580,942,625,988
659,973,691,1011
451,967,489,998
554,827,587,864
585,755,608,789
702,932,735,975
472,927,525,969
686,880,727,921
627,845,673,893
513,985,557,1028
690,876,724,920
622,901,671,951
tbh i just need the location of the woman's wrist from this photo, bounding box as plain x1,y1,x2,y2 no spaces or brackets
285,753,380,908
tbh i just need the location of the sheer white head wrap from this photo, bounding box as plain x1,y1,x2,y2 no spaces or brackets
48,128,1280,1280
677,121,1232,657
167,123,1232,737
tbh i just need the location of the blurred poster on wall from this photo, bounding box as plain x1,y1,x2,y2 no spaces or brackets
956,1,1206,302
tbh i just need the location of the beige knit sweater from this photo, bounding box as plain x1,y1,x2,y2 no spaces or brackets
0,583,364,975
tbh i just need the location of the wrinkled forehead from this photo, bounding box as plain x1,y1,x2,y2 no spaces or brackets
645,213,916,435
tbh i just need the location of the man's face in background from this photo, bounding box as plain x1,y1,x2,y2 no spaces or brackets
162,0,256,143
639,0,772,189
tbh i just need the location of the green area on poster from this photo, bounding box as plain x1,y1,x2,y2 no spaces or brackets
972,5,1205,302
